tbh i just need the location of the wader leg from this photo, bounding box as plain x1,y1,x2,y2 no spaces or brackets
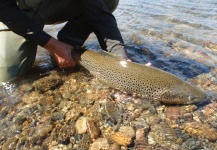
0,0,125,82
0,0,80,82
57,18,92,46
0,0,54,82
57,0,128,59
0,0,48,82
77,0,127,59
0,23,37,82
57,0,120,46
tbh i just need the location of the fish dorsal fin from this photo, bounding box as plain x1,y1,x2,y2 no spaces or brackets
98,50,122,60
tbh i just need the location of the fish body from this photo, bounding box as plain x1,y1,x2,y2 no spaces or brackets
72,49,207,104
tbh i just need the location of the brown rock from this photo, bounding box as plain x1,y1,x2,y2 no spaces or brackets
86,119,101,139
111,132,132,146
183,122,217,141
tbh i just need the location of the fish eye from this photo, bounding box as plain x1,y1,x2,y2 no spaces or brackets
188,95,195,101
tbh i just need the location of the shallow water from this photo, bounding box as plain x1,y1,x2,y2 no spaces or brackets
114,0,217,79
1,0,217,149
33,0,217,80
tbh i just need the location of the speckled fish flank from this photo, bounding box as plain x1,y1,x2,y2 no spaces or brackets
72,49,207,104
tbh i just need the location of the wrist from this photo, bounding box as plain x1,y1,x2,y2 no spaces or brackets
44,37,56,51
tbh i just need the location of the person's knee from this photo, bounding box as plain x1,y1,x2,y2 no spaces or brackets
104,0,119,13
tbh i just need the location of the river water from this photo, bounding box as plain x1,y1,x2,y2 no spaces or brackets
83,0,217,80
33,0,217,80
116,0,217,78
1,0,217,149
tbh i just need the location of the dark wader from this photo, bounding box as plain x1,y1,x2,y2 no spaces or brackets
0,0,123,82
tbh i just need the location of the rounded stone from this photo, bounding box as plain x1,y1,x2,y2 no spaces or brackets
119,126,136,138
89,138,109,150
75,117,89,134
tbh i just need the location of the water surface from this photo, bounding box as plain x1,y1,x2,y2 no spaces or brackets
112,0,217,79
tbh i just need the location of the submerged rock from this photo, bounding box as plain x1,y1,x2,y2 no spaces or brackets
86,119,101,140
182,122,217,141
111,131,132,146
148,122,178,145
119,126,136,139
75,117,89,134
1,137,18,150
34,123,53,138
33,73,63,93
89,138,109,150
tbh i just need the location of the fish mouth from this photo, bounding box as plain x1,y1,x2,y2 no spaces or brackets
186,93,209,104
195,95,212,107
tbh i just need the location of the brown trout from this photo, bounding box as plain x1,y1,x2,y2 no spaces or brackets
71,48,207,104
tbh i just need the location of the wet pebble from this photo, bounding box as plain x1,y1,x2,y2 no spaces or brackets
65,108,80,122
182,122,217,141
51,112,64,122
75,117,89,134
0,110,8,119
62,92,72,99
109,143,121,150
49,144,69,150
22,91,42,104
33,73,63,93
57,124,75,143
156,105,166,120
201,102,217,128
12,125,22,134
165,107,180,120
58,100,72,113
164,106,180,128
145,114,161,125
126,102,135,111
89,138,109,150
34,123,53,137
181,138,216,150
148,122,178,145
86,119,101,140
135,128,146,140
13,115,27,125
104,101,123,122
127,109,142,122
111,132,132,146
74,134,91,149
2,137,18,150
179,105,197,115
119,126,135,139
134,139,152,150
129,118,149,131
19,84,33,92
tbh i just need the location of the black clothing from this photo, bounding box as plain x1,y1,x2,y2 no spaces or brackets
0,0,124,49
0,0,128,82
0,0,51,46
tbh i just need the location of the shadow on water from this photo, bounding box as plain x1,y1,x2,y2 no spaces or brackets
152,57,210,80
126,45,211,80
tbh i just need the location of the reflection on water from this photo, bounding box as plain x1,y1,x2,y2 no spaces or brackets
1,0,217,149
113,0,216,79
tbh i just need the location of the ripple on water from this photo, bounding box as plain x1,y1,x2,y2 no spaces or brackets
114,0,217,79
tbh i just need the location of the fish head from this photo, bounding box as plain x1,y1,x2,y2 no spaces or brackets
158,83,208,105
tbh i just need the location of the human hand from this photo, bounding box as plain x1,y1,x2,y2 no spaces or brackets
44,38,76,68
